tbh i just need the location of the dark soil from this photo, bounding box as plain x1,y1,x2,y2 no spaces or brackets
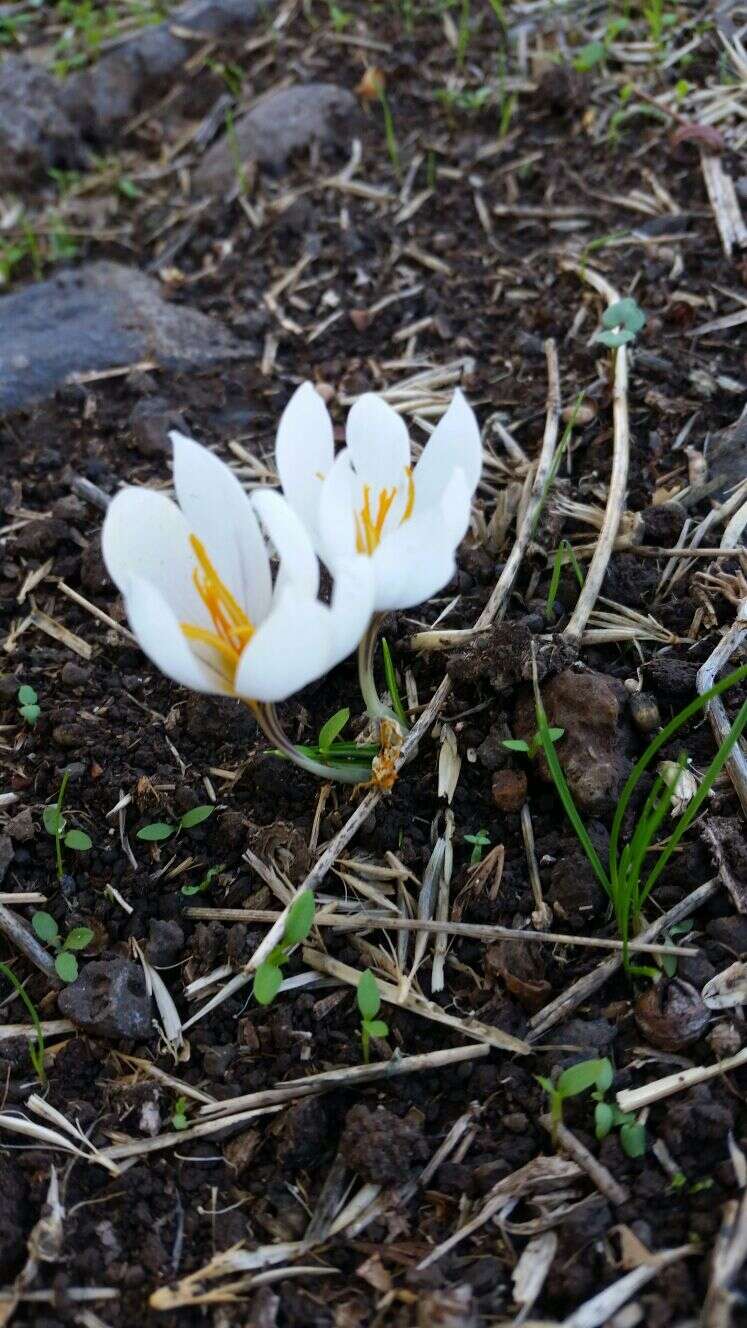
1,2,747,1325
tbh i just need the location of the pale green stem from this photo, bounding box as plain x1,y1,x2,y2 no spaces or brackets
357,616,405,732
251,702,371,785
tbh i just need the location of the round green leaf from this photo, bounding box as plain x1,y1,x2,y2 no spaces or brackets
43,806,64,836
620,1122,646,1159
366,1019,389,1039
64,829,92,852
19,703,40,725
18,684,38,706
65,927,93,951
557,1059,607,1099
595,1059,614,1093
180,805,215,829
595,1102,614,1140
55,951,79,983
32,911,59,943
137,822,175,842
357,969,381,1021
284,890,315,945
253,963,283,1006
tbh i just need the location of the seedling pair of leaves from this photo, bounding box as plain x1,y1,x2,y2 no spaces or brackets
295,707,379,771
253,890,315,1005
137,804,214,842
32,911,93,983
591,1061,646,1158
595,297,646,349
43,771,92,880
18,683,40,726
172,1096,190,1131
464,829,491,863
357,970,389,1063
503,727,564,760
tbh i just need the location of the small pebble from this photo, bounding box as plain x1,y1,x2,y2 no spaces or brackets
492,768,527,814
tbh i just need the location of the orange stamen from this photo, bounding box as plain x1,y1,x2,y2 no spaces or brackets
401,466,415,524
180,534,254,680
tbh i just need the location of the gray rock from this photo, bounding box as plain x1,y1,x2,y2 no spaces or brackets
0,56,84,188
706,401,747,498
0,262,248,412
146,918,185,967
58,959,153,1040
195,83,360,193
130,396,188,457
63,0,274,137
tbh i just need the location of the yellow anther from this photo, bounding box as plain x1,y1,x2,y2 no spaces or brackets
180,534,254,680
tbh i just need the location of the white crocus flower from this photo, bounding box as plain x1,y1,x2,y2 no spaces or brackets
276,383,482,724
102,432,375,783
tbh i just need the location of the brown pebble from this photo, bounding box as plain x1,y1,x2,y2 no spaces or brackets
629,690,661,734
634,978,709,1051
492,768,527,813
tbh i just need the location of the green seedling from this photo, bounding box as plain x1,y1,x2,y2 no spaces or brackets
326,1,351,29
659,919,693,978
0,961,46,1084
382,638,409,731
591,1061,646,1158
18,684,40,726
546,540,585,621
503,728,564,760
172,1096,190,1131
537,1057,610,1143
293,708,379,773
464,829,491,864
32,912,93,983
533,660,747,976
595,297,646,349
253,890,315,1006
181,863,225,898
357,970,389,1064
43,771,93,880
137,805,215,842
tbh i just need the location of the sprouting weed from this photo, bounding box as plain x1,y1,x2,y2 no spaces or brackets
32,912,93,984
325,1,351,30
595,297,646,349
172,1096,189,1131
43,771,93,881
292,707,379,776
181,863,225,898
537,1057,611,1144
503,728,564,761
357,970,389,1064
464,829,491,864
591,1062,646,1158
253,890,315,1006
0,961,46,1084
534,659,747,977
18,684,41,726
381,638,409,732
546,540,585,622
137,805,215,843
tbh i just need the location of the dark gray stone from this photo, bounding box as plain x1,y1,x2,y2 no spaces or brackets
0,262,248,413
706,401,747,498
58,959,153,1040
195,83,361,192
0,56,85,188
130,396,188,457
146,918,185,967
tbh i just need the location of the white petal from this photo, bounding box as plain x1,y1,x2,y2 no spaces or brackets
371,471,470,612
327,557,375,664
319,449,357,568
275,383,334,551
346,393,411,493
251,488,319,599
125,576,229,694
171,432,272,625
234,588,332,703
412,389,482,514
102,487,206,626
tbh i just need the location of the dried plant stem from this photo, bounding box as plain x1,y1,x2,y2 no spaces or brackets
617,1045,747,1114
562,264,629,640
696,599,747,818
527,878,719,1042
539,1113,629,1206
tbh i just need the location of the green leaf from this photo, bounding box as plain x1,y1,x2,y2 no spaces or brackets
253,962,283,1006
595,1101,614,1139
557,1059,608,1100
573,40,605,70
19,703,40,725
179,805,215,830
64,829,92,852
43,805,64,837
357,969,381,1021
547,727,565,744
137,822,175,842
502,739,529,753
596,328,635,348
602,297,646,333
181,863,224,896
55,951,79,983
64,927,93,951
18,684,38,706
366,1019,389,1039
32,911,59,944
284,890,315,945
535,1075,554,1095
318,707,350,753
595,1059,614,1092
620,1121,646,1158
172,1112,188,1131
382,638,409,730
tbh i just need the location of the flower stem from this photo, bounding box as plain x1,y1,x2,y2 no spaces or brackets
357,616,406,732
251,702,372,785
